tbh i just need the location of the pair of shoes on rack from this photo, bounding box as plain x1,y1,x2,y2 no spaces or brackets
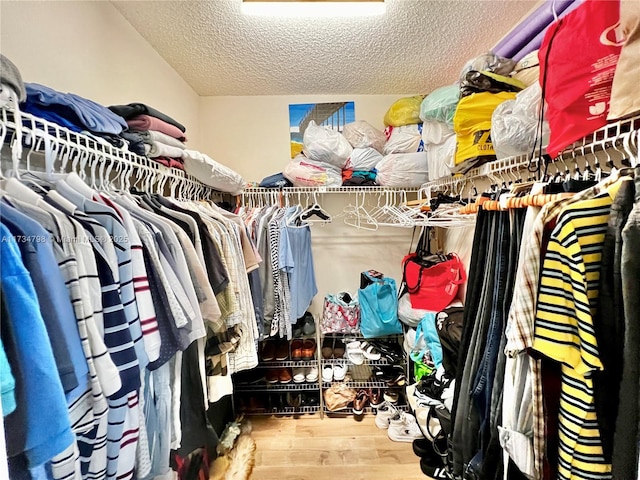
322,363,347,382
292,366,319,383
261,339,290,361
345,340,382,365
291,338,317,361
292,312,316,337
352,387,383,415
321,336,346,359
374,365,407,387
266,368,293,384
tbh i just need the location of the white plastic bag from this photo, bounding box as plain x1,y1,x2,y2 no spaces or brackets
376,152,429,187
344,147,384,171
383,124,424,155
399,294,433,328
181,149,245,195
491,83,550,160
342,121,386,152
426,134,457,181
283,154,342,187
302,120,353,169
422,120,455,145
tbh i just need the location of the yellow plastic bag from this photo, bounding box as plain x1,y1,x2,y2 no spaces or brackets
452,91,516,174
384,95,425,127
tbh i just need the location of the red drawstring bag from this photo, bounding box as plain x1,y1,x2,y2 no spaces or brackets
402,252,466,312
539,0,624,158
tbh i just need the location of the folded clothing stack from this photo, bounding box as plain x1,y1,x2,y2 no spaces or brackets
109,103,188,170
22,83,128,146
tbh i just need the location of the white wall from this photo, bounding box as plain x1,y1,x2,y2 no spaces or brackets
0,1,203,149
199,94,414,183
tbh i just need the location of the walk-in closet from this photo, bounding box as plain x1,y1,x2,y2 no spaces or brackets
1,1,639,479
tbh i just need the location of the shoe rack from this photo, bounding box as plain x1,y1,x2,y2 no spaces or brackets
232,315,324,417
320,332,410,416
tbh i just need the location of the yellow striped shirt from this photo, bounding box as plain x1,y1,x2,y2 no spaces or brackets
534,185,621,480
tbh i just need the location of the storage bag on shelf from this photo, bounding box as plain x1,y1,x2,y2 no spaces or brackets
608,0,639,120
539,0,622,157
419,85,460,127
358,271,402,339
321,291,360,334
422,120,456,181
376,152,429,188
460,71,525,98
342,120,387,152
383,124,424,155
302,120,353,169
384,95,425,127
283,154,342,187
343,147,384,171
451,91,517,174
459,52,516,80
492,83,549,160
511,50,540,88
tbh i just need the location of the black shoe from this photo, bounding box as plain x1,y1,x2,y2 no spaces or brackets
419,455,449,479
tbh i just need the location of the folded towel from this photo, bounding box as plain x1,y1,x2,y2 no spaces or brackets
182,149,244,195
109,103,186,132
136,129,186,149
127,115,186,141
146,140,185,159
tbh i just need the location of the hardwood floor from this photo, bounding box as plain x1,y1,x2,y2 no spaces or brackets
249,414,431,480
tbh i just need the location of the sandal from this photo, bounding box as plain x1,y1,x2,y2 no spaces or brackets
346,341,364,365
359,341,381,361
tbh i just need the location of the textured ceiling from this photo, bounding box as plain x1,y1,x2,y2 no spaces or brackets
112,0,537,96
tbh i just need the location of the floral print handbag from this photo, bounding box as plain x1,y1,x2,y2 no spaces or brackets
321,292,360,334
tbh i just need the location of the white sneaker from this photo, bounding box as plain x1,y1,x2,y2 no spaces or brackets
374,401,398,429
293,367,306,384
322,365,333,383
305,366,319,383
387,413,425,442
333,362,347,381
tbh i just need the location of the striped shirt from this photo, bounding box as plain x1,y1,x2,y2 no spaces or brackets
534,185,622,480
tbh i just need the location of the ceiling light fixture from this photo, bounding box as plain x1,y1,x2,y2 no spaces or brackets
241,0,386,18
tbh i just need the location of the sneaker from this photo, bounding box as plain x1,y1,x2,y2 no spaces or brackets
322,365,333,383
305,366,319,383
383,389,399,404
387,412,424,443
374,401,398,429
292,367,306,384
333,363,347,381
419,455,449,479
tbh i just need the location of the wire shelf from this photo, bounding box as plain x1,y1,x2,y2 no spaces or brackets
324,404,410,416
235,381,320,392
322,380,395,389
255,359,319,368
240,405,321,416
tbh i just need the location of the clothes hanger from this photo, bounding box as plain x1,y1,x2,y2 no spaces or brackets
298,190,331,223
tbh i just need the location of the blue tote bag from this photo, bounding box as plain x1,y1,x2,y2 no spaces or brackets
358,271,403,338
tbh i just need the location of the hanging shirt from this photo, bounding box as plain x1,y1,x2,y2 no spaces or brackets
534,183,624,480
0,224,75,468
0,338,16,416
